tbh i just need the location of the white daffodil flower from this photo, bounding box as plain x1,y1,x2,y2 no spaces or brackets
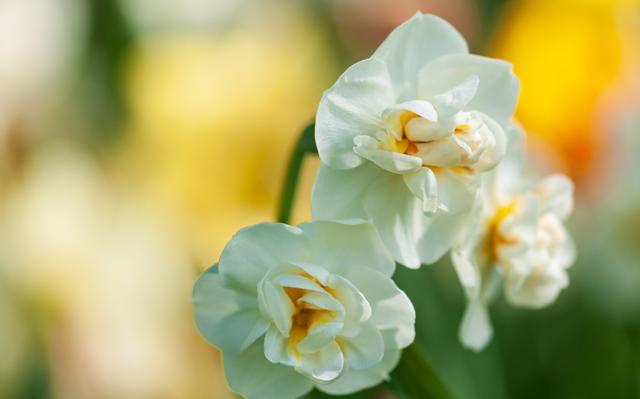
451,127,576,351
313,12,519,268
193,220,415,399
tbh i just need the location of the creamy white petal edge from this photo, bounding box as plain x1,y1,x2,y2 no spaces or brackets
193,221,415,398
451,127,576,351
314,12,519,268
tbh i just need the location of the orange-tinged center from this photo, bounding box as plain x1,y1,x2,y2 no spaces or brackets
486,201,519,263
284,273,338,351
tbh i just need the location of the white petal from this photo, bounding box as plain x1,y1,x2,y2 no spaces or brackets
339,323,384,370
219,223,311,294
264,326,296,367
296,341,345,382
297,322,344,354
298,291,344,313
299,219,395,277
327,274,372,336
192,267,267,353
505,268,569,309
290,262,332,286
483,123,526,204
223,340,313,399
382,100,437,139
416,210,470,265
353,134,423,174
534,174,574,220
260,280,295,336
472,112,507,172
403,168,439,214
272,274,324,293
316,58,394,170
418,54,519,127
404,116,453,142
412,135,474,168
361,172,428,268
342,267,415,350
459,300,493,351
428,75,480,117
432,166,478,214
372,13,468,101
311,163,381,221
451,250,482,300
317,330,401,395
498,194,539,253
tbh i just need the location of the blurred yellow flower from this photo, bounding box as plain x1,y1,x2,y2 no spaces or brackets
492,0,638,184
117,13,336,265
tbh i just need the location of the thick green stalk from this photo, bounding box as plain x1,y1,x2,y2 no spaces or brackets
279,123,454,399
277,123,317,224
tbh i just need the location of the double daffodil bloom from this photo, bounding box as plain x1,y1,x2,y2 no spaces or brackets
313,13,519,268
193,220,415,399
452,128,576,351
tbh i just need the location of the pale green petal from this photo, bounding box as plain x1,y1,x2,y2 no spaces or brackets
192,267,267,353
299,219,395,277
361,172,429,268
224,340,313,399
327,274,372,336
264,326,295,367
298,291,344,313
353,135,423,174
296,341,344,382
261,280,294,336
342,267,415,350
311,163,381,221
317,330,401,395
219,223,311,294
418,54,519,127
403,168,439,214
272,274,324,293
339,323,384,370
316,58,394,170
372,13,468,101
297,322,344,354
459,300,493,351
290,262,332,286
534,174,574,220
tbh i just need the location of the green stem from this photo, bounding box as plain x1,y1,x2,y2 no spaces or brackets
278,123,454,399
391,343,454,399
277,123,317,224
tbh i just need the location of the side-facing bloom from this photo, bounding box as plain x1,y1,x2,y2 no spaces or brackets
451,127,576,351
193,220,415,399
313,12,519,268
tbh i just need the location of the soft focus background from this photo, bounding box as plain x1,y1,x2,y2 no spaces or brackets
0,0,639,398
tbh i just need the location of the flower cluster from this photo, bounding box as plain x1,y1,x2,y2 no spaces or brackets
192,12,576,399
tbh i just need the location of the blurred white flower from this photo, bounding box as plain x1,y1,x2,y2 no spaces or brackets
0,0,84,108
313,13,519,268
451,127,576,351
193,220,415,399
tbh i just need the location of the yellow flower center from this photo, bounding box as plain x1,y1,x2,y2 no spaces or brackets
486,201,519,264
284,273,337,351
